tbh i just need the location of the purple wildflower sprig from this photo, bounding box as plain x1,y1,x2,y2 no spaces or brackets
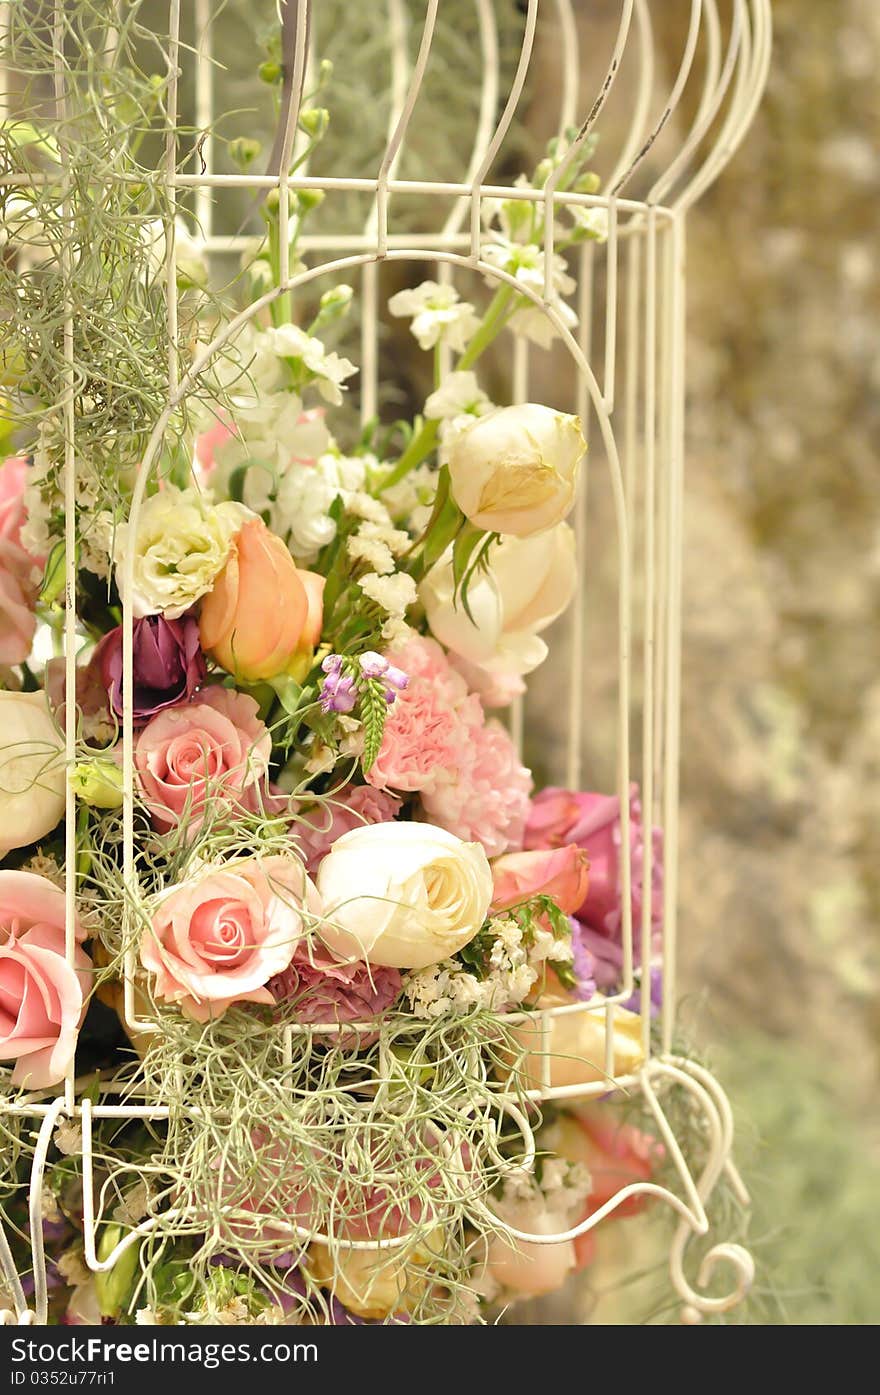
318,651,408,774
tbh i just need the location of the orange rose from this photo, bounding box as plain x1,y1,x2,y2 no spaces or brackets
199,518,324,681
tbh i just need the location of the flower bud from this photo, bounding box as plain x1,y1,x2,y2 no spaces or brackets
69,758,124,810
258,59,281,84
228,136,262,170
447,403,584,538
299,107,329,139
94,1225,140,1319
199,518,324,683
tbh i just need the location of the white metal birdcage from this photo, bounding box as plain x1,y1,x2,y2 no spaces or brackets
0,0,772,1326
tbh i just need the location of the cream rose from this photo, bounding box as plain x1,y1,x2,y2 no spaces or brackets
510,993,645,1091
446,403,584,537
112,485,251,618
316,821,492,970
420,524,577,702
0,691,66,858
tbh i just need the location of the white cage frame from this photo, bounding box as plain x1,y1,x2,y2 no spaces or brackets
0,0,772,1326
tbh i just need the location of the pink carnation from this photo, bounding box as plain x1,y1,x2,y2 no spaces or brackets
269,940,401,1045
367,636,532,857
295,785,402,873
421,718,531,858
366,637,480,796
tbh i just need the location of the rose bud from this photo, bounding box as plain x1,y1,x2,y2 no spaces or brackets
199,518,324,682
99,613,206,725
446,403,585,537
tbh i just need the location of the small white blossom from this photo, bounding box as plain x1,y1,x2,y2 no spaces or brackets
388,281,481,352
358,570,417,618
345,490,394,526
570,205,609,243
424,371,492,424
381,463,438,533
481,238,578,348
347,533,395,575
53,1121,82,1157
356,520,411,556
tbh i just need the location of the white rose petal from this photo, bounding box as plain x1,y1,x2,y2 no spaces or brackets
0,692,66,856
317,821,493,969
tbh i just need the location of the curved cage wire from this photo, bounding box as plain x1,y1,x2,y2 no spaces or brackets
0,0,771,1325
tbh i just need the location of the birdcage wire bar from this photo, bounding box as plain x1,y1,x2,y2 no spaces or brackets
0,0,772,1325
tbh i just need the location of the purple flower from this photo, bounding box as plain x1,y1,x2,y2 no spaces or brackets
623,966,662,1016
99,614,206,725
319,668,358,714
569,917,598,1001
269,941,402,1046
358,651,388,679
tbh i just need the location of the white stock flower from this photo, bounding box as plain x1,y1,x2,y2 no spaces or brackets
357,570,417,618
346,533,395,575
420,523,577,703
317,821,493,969
388,281,480,352
425,371,493,458
570,205,609,242
424,371,491,423
446,403,584,537
271,452,367,563
481,238,578,347
263,323,357,403
112,486,250,618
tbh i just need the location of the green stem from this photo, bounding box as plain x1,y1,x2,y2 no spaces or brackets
379,285,516,492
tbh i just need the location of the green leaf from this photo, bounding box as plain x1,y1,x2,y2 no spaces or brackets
39,538,71,605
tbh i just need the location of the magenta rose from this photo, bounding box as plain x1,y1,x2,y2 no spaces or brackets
294,785,402,874
134,685,271,832
0,457,42,666
269,940,401,1044
524,784,662,987
141,854,319,1021
98,614,206,725
0,872,91,1088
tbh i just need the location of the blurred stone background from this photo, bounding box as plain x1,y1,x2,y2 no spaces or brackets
138,0,880,1323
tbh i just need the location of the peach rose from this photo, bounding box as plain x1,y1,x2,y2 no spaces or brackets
134,686,270,832
141,854,319,1021
490,845,590,915
0,456,41,666
199,517,324,682
0,871,91,1087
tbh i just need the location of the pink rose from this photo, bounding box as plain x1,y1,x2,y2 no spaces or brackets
269,939,401,1045
134,685,271,832
524,784,663,945
294,785,402,873
490,845,590,915
141,854,319,1021
0,457,41,666
0,871,91,1088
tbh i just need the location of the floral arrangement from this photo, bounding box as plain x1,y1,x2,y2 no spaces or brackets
0,5,666,1326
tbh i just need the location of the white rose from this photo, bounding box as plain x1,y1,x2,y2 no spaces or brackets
316,821,493,969
113,486,251,618
510,994,646,1091
0,691,66,857
447,403,584,537
419,524,577,701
